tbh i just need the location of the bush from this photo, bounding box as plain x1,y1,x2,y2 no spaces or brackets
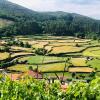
35,48,48,55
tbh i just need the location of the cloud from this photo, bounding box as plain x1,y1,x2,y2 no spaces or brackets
8,0,100,19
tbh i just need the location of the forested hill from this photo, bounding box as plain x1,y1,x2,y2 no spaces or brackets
0,0,100,39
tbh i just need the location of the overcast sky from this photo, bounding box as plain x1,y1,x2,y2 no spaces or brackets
8,0,100,20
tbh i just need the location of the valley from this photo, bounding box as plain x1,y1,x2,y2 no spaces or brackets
0,35,100,80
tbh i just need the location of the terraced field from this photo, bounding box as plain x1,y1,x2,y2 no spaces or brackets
18,55,66,64
71,58,87,66
0,52,9,60
1,35,100,78
83,47,100,57
50,46,84,54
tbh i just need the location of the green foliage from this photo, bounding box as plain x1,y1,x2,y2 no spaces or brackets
35,48,48,55
0,76,99,100
7,39,31,48
0,0,100,37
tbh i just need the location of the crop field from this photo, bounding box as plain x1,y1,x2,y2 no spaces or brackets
68,67,94,73
1,35,100,78
50,46,84,54
32,42,48,48
11,46,33,52
71,58,87,66
87,58,100,70
18,55,66,64
7,63,68,72
0,52,9,60
11,52,34,58
83,47,100,57
7,64,35,72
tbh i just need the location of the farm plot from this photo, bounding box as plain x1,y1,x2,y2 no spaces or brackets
11,46,33,52
44,45,53,51
11,52,34,58
50,46,85,54
0,52,9,60
83,47,100,57
87,58,100,70
71,58,87,66
7,62,69,72
7,64,36,72
18,55,66,64
32,42,49,49
49,42,89,47
68,67,94,73
39,63,69,72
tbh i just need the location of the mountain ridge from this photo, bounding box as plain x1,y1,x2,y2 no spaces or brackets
0,0,100,39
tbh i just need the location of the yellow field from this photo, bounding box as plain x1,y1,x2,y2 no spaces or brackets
51,46,84,54
83,47,100,57
0,52,9,60
7,64,31,72
45,45,53,51
71,58,87,66
39,63,69,72
74,39,91,43
68,67,94,73
11,52,34,58
32,42,48,48
11,46,33,52
7,63,69,72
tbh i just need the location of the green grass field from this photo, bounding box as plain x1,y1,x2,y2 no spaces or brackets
87,58,100,70
83,47,100,57
71,58,87,66
18,55,66,64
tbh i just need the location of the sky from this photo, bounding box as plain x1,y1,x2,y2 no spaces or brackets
8,0,100,20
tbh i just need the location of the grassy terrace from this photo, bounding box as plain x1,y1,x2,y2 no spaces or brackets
18,55,66,64
83,47,100,57
0,52,9,60
1,35,100,77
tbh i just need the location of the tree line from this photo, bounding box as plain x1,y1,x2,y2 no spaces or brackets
0,0,100,39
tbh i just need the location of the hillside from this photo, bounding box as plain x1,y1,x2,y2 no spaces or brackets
0,0,100,39
0,18,13,28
